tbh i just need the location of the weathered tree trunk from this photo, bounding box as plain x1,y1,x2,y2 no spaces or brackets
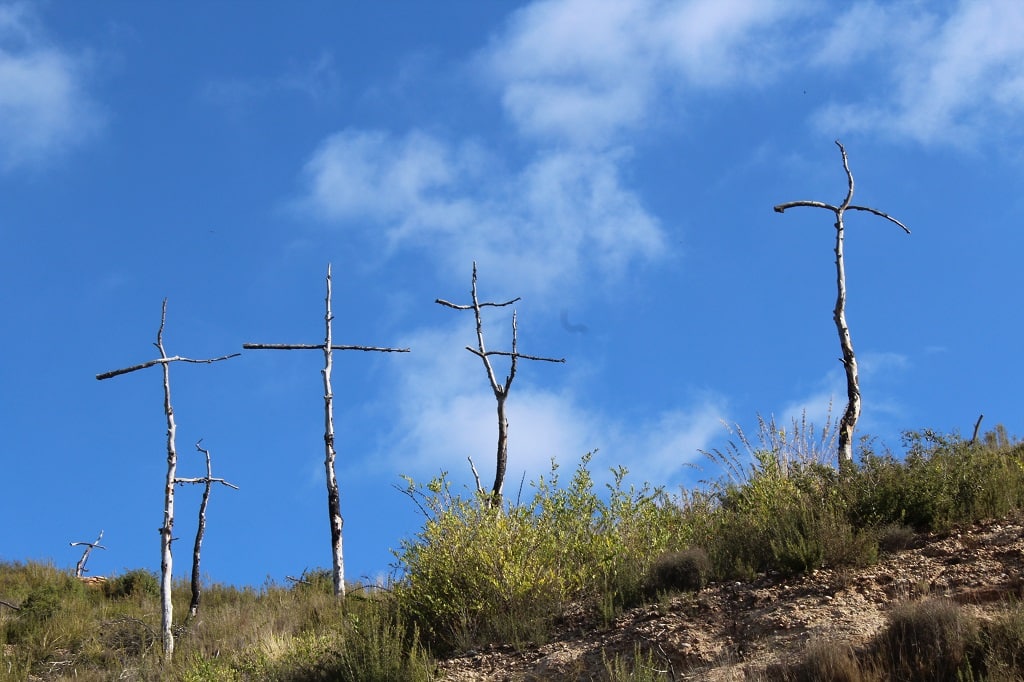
831,207,861,467
188,473,208,621
493,393,509,502
321,267,346,598
157,312,178,660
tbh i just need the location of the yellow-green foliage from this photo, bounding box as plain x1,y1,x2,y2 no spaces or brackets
847,430,1024,531
4,422,1024,679
395,452,692,652
0,563,432,682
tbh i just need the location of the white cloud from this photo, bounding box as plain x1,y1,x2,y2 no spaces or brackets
301,129,474,224
813,0,1024,146
602,401,727,485
481,0,799,146
811,2,934,69
299,128,666,297
0,3,100,170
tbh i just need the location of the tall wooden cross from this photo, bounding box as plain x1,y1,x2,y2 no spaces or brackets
243,264,409,598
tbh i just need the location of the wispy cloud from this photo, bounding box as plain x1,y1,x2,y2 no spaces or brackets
813,0,1024,146
299,128,665,297
370,319,724,489
202,51,340,113
481,0,799,147
0,3,101,170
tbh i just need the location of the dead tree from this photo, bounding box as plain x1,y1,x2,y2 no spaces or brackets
97,299,239,660
243,264,409,598
774,141,910,469
70,530,107,578
436,262,565,505
175,440,238,621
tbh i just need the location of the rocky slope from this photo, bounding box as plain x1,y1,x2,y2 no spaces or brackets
436,513,1024,680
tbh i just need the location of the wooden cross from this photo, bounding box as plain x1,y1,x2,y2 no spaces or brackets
243,264,409,598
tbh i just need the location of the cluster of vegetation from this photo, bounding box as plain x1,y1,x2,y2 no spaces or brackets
2,421,1024,680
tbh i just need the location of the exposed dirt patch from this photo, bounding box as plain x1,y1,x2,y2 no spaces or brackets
436,512,1024,680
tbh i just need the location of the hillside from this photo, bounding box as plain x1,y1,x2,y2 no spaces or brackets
438,512,1024,680
5,429,1024,681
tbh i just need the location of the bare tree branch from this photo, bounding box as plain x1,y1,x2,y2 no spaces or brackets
467,456,484,496
243,344,409,352
775,202,910,234
466,348,565,363
96,353,240,380
435,298,520,309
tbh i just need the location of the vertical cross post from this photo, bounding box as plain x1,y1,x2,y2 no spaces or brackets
243,265,409,598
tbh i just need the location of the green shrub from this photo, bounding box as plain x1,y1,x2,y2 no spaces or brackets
980,601,1024,680
291,567,335,596
5,584,65,645
395,452,691,652
847,429,1024,533
601,643,667,681
105,568,160,601
645,548,710,594
707,451,862,577
876,523,917,553
329,602,433,682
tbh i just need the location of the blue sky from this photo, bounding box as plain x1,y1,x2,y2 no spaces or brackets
2,0,1023,588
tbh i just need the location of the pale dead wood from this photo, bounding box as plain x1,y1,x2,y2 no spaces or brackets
467,455,484,494
70,529,106,578
175,440,238,621
242,264,409,599
96,299,237,661
243,343,409,352
96,354,240,380
437,262,564,504
773,141,910,468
